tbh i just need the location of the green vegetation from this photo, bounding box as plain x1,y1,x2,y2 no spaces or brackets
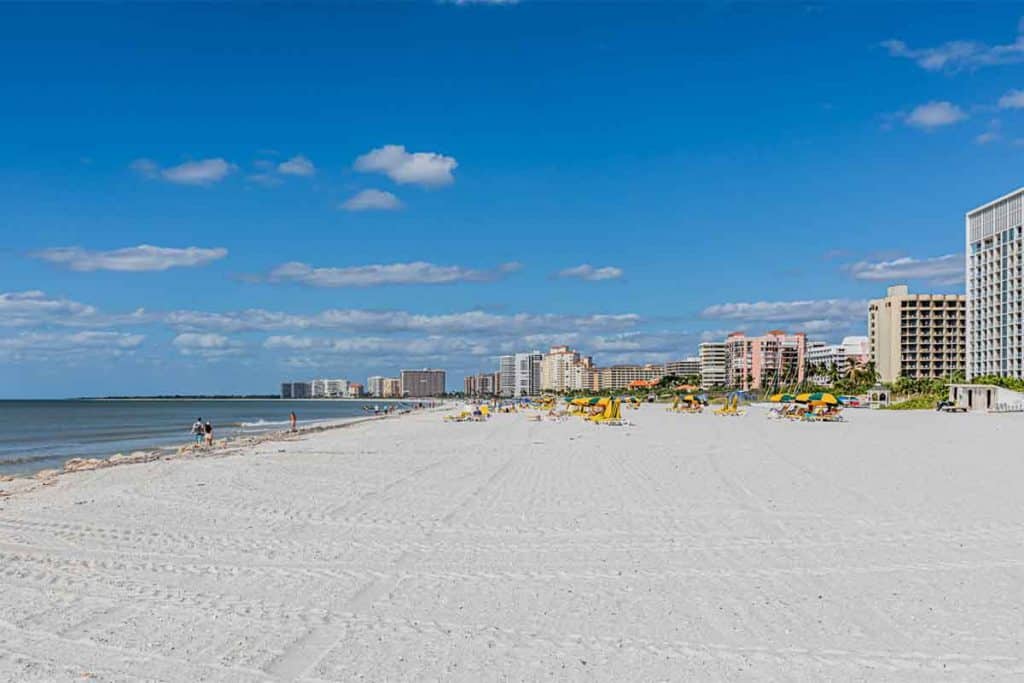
970,375,1024,392
882,396,939,410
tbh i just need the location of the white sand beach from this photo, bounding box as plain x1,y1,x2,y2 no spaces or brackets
1,405,1023,680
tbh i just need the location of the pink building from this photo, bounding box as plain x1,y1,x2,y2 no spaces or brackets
725,330,806,391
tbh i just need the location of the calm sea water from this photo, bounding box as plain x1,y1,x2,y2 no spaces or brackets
0,399,409,476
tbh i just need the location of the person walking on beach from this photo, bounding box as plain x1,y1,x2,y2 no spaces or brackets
204,420,213,447
289,411,297,432
191,417,204,447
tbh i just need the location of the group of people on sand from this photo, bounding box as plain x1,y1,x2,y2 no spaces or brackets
190,417,214,447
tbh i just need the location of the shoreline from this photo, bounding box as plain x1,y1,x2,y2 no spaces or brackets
0,405,445,499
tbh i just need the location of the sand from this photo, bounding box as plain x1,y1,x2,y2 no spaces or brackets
1,404,1023,681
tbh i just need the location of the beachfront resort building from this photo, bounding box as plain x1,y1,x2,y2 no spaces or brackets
869,285,966,383
311,379,350,398
367,376,385,398
966,187,1024,379
498,355,516,397
597,364,664,391
725,330,806,392
279,381,313,399
463,372,499,397
539,345,580,392
664,357,701,379
497,352,542,396
400,369,446,397
539,346,597,392
699,342,728,389
382,378,402,398
805,336,870,385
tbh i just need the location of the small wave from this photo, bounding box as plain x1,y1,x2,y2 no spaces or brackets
0,452,67,466
238,419,290,428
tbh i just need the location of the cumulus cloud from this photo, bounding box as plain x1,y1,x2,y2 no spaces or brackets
266,261,521,287
353,145,457,187
0,290,99,328
0,330,144,362
905,101,967,129
172,332,244,358
341,189,403,211
998,89,1024,110
701,299,868,323
556,264,624,281
165,306,641,336
132,158,237,186
277,155,316,176
264,334,490,357
844,253,965,285
881,22,1024,72
30,245,227,272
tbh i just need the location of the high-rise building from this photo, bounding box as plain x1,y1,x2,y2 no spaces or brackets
498,355,516,397
725,330,806,391
311,379,348,398
699,342,728,389
347,383,363,398
804,336,870,385
382,378,402,398
597,364,664,390
463,372,500,397
512,352,543,396
367,376,385,398
400,369,446,397
966,188,1024,379
869,285,966,383
282,381,312,399
664,357,701,379
539,345,581,392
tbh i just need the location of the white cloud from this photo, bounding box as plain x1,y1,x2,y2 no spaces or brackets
172,332,244,358
31,245,227,272
0,331,144,362
998,89,1024,110
905,101,967,129
845,253,965,285
976,119,1002,145
132,157,237,186
0,290,99,327
277,155,316,176
881,23,1024,72
341,189,403,211
264,334,490,357
353,144,457,187
556,264,624,281
267,261,521,287
701,299,868,322
165,307,641,336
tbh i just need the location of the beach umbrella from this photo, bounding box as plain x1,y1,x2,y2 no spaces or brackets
797,392,839,405
769,393,795,403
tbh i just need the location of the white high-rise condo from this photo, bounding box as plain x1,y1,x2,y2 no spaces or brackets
966,187,1024,380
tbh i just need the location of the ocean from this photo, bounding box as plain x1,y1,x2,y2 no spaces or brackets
0,399,406,476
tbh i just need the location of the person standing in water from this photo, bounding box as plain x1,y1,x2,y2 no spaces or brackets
204,420,213,447
289,411,297,432
191,417,204,447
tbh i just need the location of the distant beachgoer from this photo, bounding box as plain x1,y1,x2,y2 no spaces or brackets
289,411,297,432
191,418,204,446
204,420,213,447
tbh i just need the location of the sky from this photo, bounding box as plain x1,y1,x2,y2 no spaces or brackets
2,2,1023,398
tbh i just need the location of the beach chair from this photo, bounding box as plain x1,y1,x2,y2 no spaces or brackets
592,398,625,426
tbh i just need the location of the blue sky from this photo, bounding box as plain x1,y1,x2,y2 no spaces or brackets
2,2,1023,397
